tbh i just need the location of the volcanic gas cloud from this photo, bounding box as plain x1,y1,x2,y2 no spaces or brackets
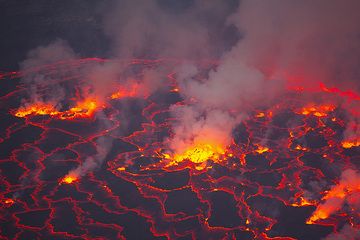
1,1,360,240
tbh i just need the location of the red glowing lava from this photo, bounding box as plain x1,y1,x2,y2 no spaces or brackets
299,104,335,117
342,140,360,149
14,98,101,120
0,58,359,239
60,175,78,184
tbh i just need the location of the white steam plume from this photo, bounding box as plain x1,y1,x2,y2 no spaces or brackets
67,134,113,179
169,0,360,154
17,0,360,174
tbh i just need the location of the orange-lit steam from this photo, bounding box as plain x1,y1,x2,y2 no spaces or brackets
168,96,243,170
307,169,360,224
110,83,140,99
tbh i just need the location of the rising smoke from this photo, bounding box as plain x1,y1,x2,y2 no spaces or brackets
18,1,360,192
68,132,113,179
20,39,77,107
308,169,360,223
19,0,239,179
169,0,360,153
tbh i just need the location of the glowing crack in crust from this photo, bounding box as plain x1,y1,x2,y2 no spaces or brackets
3,58,360,238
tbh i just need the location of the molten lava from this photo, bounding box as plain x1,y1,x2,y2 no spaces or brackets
342,140,360,149
62,98,99,119
255,144,270,154
14,98,100,120
255,112,265,118
300,104,335,117
307,169,360,224
3,198,15,206
290,197,315,207
2,58,359,239
60,175,78,184
15,103,59,118
168,143,226,166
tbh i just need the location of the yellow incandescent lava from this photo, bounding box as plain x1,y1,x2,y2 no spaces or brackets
61,175,78,184
170,143,225,164
342,140,360,149
255,145,269,154
300,104,335,117
15,103,59,118
14,98,99,119
290,197,315,207
65,98,98,118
